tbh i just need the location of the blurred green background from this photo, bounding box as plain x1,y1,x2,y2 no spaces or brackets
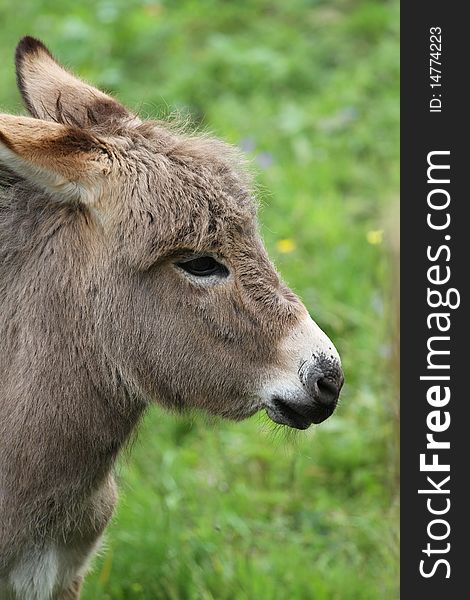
0,0,399,598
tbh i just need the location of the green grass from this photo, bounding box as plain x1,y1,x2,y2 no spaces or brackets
0,0,399,598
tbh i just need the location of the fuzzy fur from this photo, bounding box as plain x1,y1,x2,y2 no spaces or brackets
0,37,338,598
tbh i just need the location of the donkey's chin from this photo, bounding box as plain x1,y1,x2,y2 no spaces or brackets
265,398,334,430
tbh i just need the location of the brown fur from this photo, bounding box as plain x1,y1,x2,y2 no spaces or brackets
15,37,136,130
0,38,339,598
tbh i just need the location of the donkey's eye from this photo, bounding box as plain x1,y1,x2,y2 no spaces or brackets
177,256,229,278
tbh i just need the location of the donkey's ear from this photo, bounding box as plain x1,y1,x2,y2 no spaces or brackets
15,36,139,129
0,114,110,204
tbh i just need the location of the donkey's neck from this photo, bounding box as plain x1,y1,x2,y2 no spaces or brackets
0,342,145,569
0,186,146,507
1,318,146,497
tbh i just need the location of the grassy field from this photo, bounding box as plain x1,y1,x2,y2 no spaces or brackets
0,0,399,598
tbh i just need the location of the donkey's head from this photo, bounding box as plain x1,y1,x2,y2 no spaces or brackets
0,37,343,430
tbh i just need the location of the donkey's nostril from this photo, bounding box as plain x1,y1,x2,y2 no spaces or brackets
316,376,341,408
304,356,344,409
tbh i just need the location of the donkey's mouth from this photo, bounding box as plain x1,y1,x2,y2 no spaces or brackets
265,397,334,430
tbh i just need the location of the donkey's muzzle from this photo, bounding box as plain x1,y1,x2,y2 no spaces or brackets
267,356,344,430
303,354,344,414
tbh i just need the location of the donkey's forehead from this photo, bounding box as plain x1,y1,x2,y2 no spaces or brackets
134,126,256,217
142,123,253,196
117,124,259,259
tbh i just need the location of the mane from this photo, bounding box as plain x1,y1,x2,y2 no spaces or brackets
0,163,24,193
0,169,61,289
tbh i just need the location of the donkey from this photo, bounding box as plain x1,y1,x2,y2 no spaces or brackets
0,37,343,599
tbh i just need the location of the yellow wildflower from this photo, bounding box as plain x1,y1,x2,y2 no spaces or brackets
277,239,296,253
366,230,383,245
